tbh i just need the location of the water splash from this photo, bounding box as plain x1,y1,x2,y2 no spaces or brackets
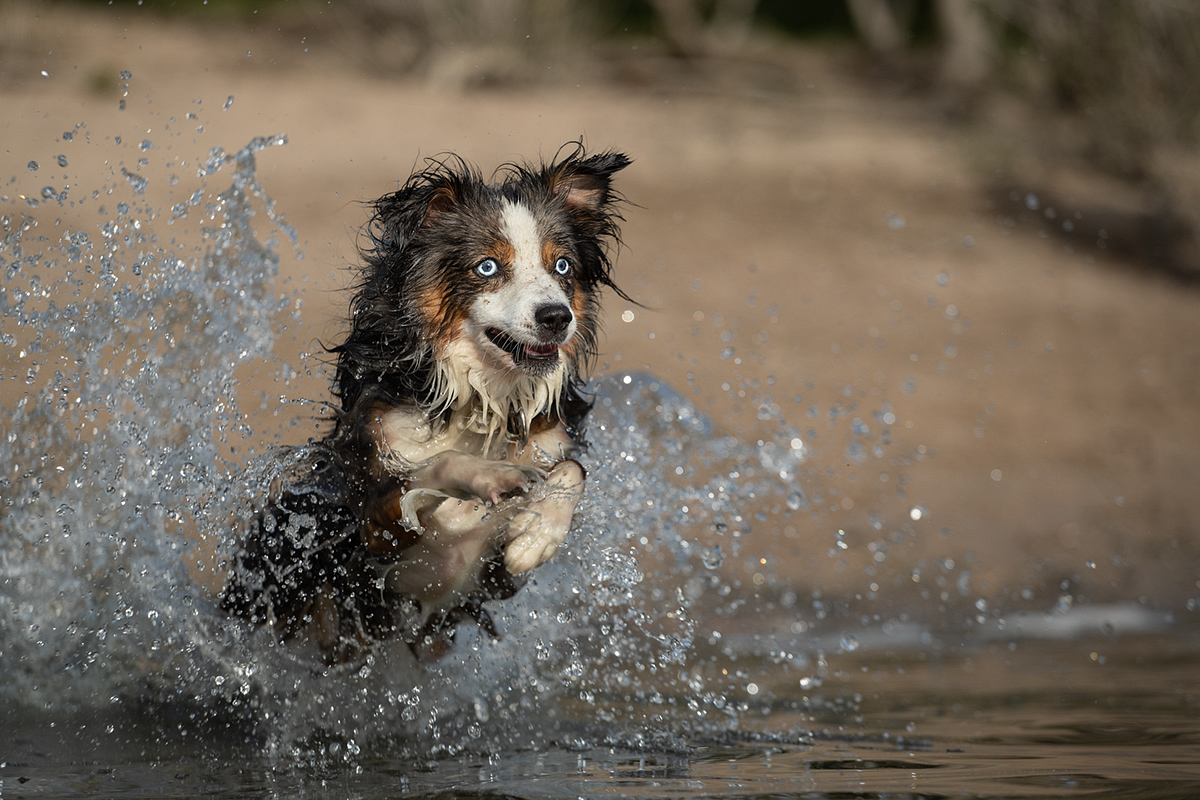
0,130,900,761
0,134,293,715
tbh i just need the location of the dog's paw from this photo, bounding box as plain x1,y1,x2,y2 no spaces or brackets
467,462,542,505
417,452,541,505
504,460,585,574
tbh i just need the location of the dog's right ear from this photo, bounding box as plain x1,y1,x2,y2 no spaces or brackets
369,170,465,254
419,182,461,228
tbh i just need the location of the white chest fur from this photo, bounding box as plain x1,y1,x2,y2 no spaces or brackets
371,403,582,613
375,405,576,471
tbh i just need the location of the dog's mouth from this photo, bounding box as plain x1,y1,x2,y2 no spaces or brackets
485,327,560,368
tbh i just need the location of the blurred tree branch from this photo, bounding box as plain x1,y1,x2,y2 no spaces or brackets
648,0,761,58
937,0,993,89
846,0,993,90
846,0,912,57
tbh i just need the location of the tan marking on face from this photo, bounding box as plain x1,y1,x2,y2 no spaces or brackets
560,290,591,362
568,288,588,323
541,240,562,275
490,240,516,274
416,282,468,357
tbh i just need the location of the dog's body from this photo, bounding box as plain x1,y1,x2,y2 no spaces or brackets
221,146,629,661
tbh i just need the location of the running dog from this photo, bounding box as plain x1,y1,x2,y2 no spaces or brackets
221,145,630,662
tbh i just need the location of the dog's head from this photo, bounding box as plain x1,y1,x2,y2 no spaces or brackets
337,145,629,425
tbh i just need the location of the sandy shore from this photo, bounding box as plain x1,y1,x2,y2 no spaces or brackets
2,4,1198,620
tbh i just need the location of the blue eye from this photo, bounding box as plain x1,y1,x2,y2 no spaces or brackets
476,258,499,278
554,257,571,276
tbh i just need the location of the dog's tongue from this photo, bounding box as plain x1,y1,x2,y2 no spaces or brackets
525,342,558,358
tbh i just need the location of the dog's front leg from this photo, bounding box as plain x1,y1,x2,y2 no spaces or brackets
365,451,540,549
503,459,585,574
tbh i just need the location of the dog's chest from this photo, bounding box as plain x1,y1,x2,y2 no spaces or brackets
375,406,575,470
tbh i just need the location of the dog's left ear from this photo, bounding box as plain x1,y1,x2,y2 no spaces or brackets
547,151,631,216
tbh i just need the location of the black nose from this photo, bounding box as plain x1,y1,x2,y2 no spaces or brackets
534,303,573,338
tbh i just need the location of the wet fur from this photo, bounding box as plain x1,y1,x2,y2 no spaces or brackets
221,145,629,662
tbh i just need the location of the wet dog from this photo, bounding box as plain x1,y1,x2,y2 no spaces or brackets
221,145,630,662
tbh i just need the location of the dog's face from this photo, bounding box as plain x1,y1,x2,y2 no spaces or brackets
446,196,587,380
352,149,629,409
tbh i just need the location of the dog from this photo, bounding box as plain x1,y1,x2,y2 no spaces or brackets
220,145,630,663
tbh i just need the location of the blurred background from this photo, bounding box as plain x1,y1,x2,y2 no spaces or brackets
2,0,1198,623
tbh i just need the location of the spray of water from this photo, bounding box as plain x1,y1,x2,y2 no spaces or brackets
1,132,291,707
1,119,915,762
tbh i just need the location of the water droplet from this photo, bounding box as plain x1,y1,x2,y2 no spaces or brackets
27,161,38,171
224,95,235,110
701,544,723,570
121,168,148,195
621,309,634,322
56,154,68,167
786,490,807,510
840,634,859,652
